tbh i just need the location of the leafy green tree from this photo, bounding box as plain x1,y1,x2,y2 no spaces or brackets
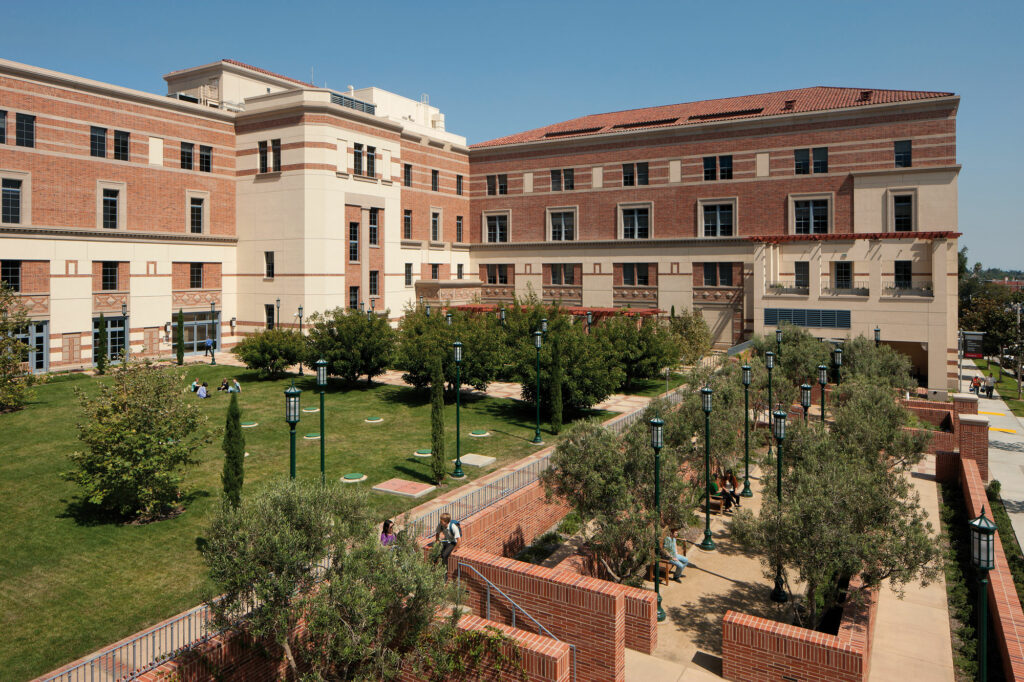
0,285,35,412
549,331,564,435
667,307,712,366
429,355,447,484
175,308,185,366
221,392,245,509
304,307,396,384
95,313,109,375
594,314,681,390
840,335,917,391
231,328,304,378
63,361,209,520
751,324,829,388
201,480,518,681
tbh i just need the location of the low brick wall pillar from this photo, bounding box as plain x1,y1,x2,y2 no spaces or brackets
958,413,990,482
952,391,979,419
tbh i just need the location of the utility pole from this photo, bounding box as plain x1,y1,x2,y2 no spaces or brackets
1017,303,1022,400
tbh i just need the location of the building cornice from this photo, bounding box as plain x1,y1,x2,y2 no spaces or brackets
0,225,238,245
849,164,961,178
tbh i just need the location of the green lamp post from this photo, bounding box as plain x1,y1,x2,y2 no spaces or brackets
800,384,811,423
426,303,431,318
818,363,828,425
650,417,666,622
586,310,593,333
208,302,215,365
775,327,783,358
500,307,506,327
284,381,301,479
969,507,996,682
453,341,465,478
741,364,753,497
765,351,775,456
874,326,881,348
316,358,327,485
832,345,843,386
532,331,543,444
297,305,304,374
446,311,453,326
770,408,788,603
541,317,548,335
699,386,716,552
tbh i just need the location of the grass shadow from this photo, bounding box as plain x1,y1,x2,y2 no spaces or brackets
57,498,125,527
380,386,430,408
394,465,438,485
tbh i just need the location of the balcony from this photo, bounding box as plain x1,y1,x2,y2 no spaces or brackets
766,281,809,296
881,279,934,298
821,279,870,297
329,92,376,115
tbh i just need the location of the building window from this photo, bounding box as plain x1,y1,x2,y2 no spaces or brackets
622,162,648,186
703,263,717,286
550,168,574,191
703,156,732,181
498,174,508,194
366,146,375,177
1,260,21,292
486,214,509,243
719,155,732,180
549,264,574,285
1,179,21,224
487,264,509,285
794,261,810,289
794,149,809,175
15,114,35,147
349,286,359,309
894,260,913,289
90,127,107,157
794,199,829,234
265,303,275,329
258,141,268,173
190,197,204,234
101,261,118,291
102,189,119,229
0,110,5,144
457,263,464,280
369,208,379,245
264,251,275,278
270,140,280,172
623,263,649,286
182,142,194,170
189,262,203,289
349,222,359,262
487,175,496,195
456,175,463,195
894,140,912,168
369,270,379,296
353,143,364,175
114,131,130,161
550,211,575,241
431,264,440,280
833,262,853,290
431,169,439,191
893,195,913,232
812,147,828,173
719,263,733,286
404,263,413,286
403,210,412,239
199,145,212,173
404,163,412,187
702,204,733,237
431,212,440,241
622,207,650,239
702,263,733,286
456,215,463,242
703,157,715,181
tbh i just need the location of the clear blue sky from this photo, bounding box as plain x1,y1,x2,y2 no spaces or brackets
5,0,1021,269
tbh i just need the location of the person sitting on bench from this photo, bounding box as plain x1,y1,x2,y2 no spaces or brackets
663,528,689,582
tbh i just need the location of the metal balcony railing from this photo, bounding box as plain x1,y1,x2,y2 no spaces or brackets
329,92,376,115
881,280,934,297
822,279,870,296
767,281,810,295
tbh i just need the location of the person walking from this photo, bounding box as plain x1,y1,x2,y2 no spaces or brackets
203,337,213,358
433,512,460,572
986,373,996,399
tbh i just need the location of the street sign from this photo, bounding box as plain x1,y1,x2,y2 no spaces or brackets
963,331,985,359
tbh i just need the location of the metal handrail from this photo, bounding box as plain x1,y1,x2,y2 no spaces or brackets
457,562,577,682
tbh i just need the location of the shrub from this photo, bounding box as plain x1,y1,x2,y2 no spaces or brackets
221,393,245,508
668,307,712,365
175,309,185,365
232,328,304,378
0,285,35,412
95,313,109,375
429,355,447,484
594,314,681,390
304,307,395,384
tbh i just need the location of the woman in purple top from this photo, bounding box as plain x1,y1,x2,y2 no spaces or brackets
380,519,397,547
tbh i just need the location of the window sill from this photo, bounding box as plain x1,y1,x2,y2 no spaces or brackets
263,277,274,282
353,174,378,184
255,171,281,179
335,171,349,179
381,179,393,186
429,241,447,250
401,239,424,248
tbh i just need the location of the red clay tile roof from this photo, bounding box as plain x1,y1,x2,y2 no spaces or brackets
471,86,955,149
164,59,314,88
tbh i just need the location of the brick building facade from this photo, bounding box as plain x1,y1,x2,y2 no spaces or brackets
0,58,960,395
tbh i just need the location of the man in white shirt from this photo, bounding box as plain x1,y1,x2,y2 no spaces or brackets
433,512,460,571
663,527,689,582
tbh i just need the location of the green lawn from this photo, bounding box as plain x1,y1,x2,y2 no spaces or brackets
618,371,687,397
0,364,610,680
972,359,1024,416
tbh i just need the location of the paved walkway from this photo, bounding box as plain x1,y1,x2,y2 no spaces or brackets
964,360,1024,548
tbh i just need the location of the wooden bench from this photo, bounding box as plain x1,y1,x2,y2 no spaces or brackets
704,493,724,514
648,539,689,585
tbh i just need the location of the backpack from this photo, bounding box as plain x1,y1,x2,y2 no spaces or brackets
448,519,462,540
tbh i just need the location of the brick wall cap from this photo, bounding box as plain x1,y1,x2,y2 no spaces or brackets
959,413,990,426
952,393,979,403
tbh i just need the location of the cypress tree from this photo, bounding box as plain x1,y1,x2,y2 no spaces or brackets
95,313,108,375
175,309,185,365
429,355,447,484
550,331,563,434
221,392,245,508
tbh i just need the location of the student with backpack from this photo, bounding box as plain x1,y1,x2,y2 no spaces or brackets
433,512,461,570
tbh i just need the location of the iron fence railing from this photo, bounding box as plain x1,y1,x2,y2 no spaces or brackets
329,92,376,115
880,279,934,297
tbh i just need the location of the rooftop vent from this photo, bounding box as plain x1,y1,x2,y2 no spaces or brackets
687,107,764,121
859,90,873,102
783,99,796,110
543,126,603,138
611,117,679,130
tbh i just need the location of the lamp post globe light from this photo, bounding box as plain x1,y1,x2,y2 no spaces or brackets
699,386,716,552
586,310,593,333
832,345,843,386
360,300,365,312
541,317,548,334
741,364,753,497
426,303,431,318
970,507,997,682
500,307,506,326
275,297,280,327
209,301,216,365
284,381,301,479
316,358,327,484
297,305,304,374
650,417,667,622
874,326,881,347
446,311,453,326
770,409,788,603
532,331,544,444
817,364,828,425
121,303,129,361
765,351,775,456
800,384,812,423
453,341,465,478
775,327,783,357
